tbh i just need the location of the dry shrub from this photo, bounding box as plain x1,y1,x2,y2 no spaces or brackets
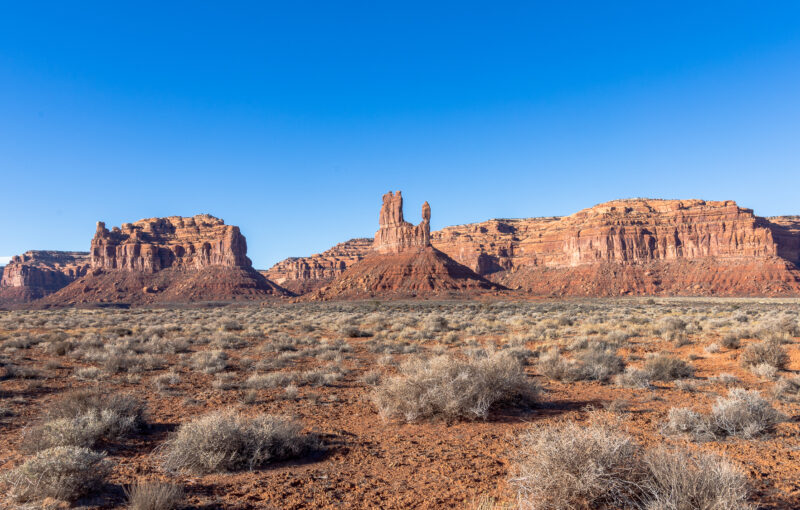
614,367,652,389
740,341,788,371
663,389,786,440
190,349,228,374
641,448,751,510
372,352,537,422
720,333,742,349
125,480,184,510
510,422,640,510
510,423,751,510
643,354,694,381
2,446,111,502
160,410,318,473
22,391,146,453
711,389,786,438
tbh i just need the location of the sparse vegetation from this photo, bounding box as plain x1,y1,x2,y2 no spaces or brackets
0,299,796,508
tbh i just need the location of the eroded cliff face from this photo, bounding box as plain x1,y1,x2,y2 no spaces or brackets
271,198,800,296
433,199,782,273
0,251,90,303
91,214,250,272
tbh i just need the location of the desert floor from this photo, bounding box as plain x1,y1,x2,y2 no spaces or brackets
0,298,798,509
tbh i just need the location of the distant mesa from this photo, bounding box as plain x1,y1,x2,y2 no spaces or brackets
0,251,90,304
36,214,288,306
308,191,504,300
262,238,373,295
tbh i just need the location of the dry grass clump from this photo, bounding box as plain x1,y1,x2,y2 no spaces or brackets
614,367,653,389
740,340,788,371
720,332,743,349
510,422,751,510
537,344,624,382
2,446,112,502
160,410,318,474
663,389,786,440
190,349,229,374
22,391,146,453
372,351,538,422
643,354,694,381
124,480,184,510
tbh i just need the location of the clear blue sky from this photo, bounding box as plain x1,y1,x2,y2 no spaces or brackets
2,2,799,268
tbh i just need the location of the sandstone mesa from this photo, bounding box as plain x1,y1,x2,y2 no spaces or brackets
33,215,287,306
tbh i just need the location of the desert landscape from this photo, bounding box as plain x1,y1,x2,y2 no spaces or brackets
3,4,799,509
1,191,800,509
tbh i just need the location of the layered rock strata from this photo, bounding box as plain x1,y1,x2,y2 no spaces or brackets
0,251,90,303
91,214,250,272
262,238,373,295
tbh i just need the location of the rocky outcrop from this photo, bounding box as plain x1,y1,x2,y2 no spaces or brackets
274,198,800,297
91,214,250,272
309,192,504,300
41,215,288,305
373,191,431,254
262,238,373,294
0,251,90,304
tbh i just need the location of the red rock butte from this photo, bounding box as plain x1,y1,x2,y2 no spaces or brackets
34,215,288,306
90,214,252,272
373,191,431,254
307,192,504,300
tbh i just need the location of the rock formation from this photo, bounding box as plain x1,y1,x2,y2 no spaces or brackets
374,191,431,254
0,251,90,304
273,198,800,297
91,214,250,272
41,215,288,305
262,238,373,294
309,192,503,299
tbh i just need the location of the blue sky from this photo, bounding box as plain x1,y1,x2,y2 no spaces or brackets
1,2,799,268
